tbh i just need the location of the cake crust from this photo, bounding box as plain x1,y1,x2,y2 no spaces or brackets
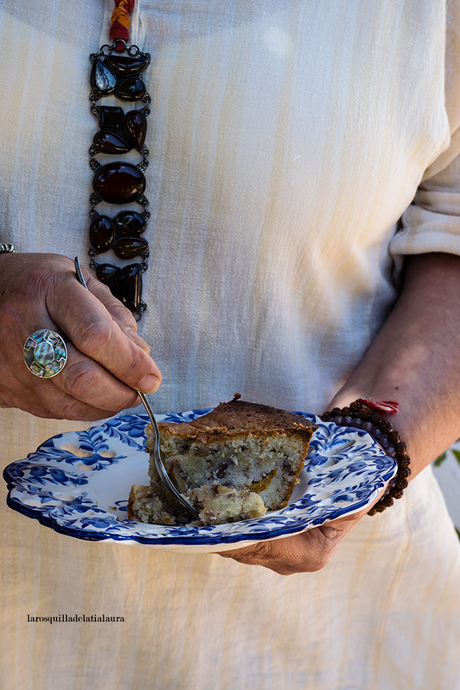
157,395,316,444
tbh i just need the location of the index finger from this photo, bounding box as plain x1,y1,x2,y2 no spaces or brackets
46,264,161,394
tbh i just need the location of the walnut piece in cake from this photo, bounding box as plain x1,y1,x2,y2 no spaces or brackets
128,395,317,526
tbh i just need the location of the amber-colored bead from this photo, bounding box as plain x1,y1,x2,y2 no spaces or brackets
114,237,148,259
124,110,147,151
93,131,131,154
96,263,120,286
93,162,146,204
116,264,142,311
114,211,145,236
106,55,149,76
116,77,145,101
89,216,115,253
99,106,124,131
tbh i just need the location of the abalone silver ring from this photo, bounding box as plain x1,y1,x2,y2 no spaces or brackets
23,329,68,378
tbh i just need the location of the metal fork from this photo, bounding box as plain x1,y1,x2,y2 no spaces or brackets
74,257,199,521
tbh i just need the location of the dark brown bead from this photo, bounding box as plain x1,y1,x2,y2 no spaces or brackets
116,77,145,101
398,457,411,467
380,420,392,432
398,467,412,479
93,131,131,154
93,162,146,204
370,412,381,424
89,216,115,253
395,441,408,454
116,264,142,311
95,263,120,286
114,237,148,259
395,477,408,489
124,110,147,151
99,106,124,131
114,211,146,236
106,54,149,76
392,489,404,499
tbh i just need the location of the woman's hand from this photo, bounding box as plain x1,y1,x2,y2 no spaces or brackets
220,507,368,575
0,253,161,420
222,253,460,574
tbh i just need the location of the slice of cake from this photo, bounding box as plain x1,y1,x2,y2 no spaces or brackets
128,394,317,526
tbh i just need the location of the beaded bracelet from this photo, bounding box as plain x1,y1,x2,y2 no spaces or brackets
321,399,411,515
0,243,16,253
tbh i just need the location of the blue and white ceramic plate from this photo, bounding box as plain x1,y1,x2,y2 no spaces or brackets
3,410,397,553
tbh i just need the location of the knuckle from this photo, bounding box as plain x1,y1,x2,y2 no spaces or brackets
111,301,137,328
0,303,36,353
21,259,63,300
63,361,100,400
86,276,137,329
92,280,113,302
77,320,112,356
308,556,331,572
0,302,23,333
58,398,92,421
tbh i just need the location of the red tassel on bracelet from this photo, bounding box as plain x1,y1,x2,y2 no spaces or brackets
357,398,399,414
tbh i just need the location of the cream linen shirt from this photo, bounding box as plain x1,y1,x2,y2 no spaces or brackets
1,1,460,688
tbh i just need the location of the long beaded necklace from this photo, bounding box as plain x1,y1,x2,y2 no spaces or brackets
87,0,150,319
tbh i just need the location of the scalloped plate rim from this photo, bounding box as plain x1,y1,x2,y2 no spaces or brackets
3,409,397,552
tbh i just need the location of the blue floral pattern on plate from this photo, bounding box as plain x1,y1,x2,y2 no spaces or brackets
3,410,397,552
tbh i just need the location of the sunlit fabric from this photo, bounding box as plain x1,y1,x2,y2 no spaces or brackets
1,1,460,687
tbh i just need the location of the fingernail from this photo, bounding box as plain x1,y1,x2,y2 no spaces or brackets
126,328,150,353
138,374,161,394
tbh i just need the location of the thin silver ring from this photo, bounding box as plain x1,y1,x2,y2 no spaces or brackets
23,329,68,378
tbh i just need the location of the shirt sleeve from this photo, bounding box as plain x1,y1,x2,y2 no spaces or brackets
390,0,460,257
